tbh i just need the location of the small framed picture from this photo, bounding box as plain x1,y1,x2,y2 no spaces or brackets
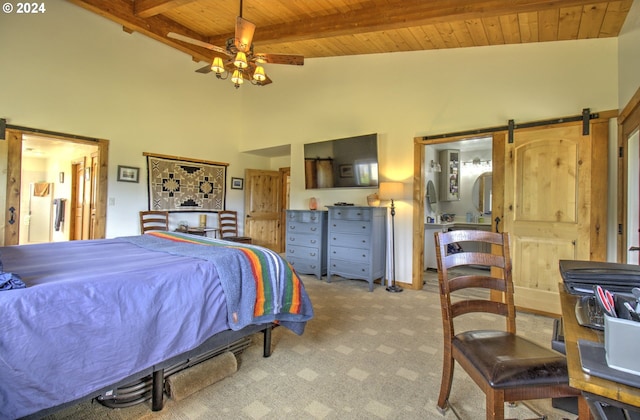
231,177,244,190
339,164,354,178
117,165,140,183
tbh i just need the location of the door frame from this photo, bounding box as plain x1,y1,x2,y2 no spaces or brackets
413,110,615,291
618,86,640,262
4,127,109,245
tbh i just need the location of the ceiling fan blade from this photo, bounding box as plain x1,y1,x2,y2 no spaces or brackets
235,16,256,52
167,32,229,56
255,53,304,66
195,64,212,74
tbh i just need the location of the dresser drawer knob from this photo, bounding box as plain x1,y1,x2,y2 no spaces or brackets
311,227,317,231
310,253,316,257
310,240,317,244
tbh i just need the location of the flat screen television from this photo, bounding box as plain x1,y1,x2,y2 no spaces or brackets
304,133,379,189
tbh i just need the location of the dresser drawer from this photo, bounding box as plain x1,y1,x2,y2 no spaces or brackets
288,257,325,276
329,245,370,262
329,220,372,234
287,232,322,247
329,232,370,248
286,222,324,235
286,244,322,262
329,207,372,221
286,211,324,224
329,258,371,278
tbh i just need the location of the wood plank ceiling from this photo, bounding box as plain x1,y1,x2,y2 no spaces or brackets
69,0,633,66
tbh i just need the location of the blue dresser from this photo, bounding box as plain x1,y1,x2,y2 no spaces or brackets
285,210,328,279
327,206,387,291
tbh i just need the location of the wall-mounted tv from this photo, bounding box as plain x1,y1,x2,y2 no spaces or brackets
304,133,379,189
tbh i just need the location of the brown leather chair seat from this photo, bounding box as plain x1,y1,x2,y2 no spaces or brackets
433,230,585,419
454,330,569,388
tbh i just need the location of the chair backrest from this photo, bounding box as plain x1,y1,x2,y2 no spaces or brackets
218,210,240,239
434,230,516,340
139,210,169,234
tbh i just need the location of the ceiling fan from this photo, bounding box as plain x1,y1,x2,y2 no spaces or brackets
167,0,304,88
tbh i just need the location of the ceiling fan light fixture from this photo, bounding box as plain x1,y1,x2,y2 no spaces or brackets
253,65,266,82
234,51,248,69
231,69,244,88
211,57,225,74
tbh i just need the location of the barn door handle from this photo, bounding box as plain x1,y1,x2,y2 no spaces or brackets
8,206,15,225
494,216,501,233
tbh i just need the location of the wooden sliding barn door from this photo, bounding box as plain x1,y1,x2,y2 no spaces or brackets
502,119,608,315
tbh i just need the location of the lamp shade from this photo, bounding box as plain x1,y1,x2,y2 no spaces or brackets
378,182,403,201
211,57,225,74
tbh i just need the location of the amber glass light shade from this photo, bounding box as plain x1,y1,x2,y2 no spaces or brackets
233,52,248,69
211,57,225,74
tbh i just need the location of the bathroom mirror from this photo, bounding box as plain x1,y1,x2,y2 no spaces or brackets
471,172,492,214
426,180,437,212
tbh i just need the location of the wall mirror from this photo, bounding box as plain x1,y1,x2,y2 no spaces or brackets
471,172,492,214
426,180,437,212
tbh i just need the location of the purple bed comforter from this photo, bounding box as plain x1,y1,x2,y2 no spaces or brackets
0,234,312,419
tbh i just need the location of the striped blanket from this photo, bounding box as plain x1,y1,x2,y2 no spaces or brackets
124,231,313,335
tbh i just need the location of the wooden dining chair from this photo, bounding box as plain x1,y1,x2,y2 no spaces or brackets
139,210,169,234
433,230,585,420
218,210,251,244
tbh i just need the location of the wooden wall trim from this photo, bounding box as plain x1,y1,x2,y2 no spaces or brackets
617,86,640,262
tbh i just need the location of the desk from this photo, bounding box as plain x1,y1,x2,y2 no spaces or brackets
558,284,640,408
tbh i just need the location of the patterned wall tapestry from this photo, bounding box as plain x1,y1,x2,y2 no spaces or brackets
145,154,227,212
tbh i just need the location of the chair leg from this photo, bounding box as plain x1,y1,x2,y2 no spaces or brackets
577,394,591,420
437,353,454,413
486,390,504,420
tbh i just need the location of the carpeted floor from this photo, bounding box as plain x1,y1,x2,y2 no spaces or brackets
45,272,575,420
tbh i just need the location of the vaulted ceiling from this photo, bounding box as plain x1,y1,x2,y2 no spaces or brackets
69,0,633,67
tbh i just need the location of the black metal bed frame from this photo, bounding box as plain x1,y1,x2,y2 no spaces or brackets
25,323,274,419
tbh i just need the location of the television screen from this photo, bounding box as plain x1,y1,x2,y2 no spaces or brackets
304,133,378,189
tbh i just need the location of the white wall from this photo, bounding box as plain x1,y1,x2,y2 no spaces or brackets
619,0,640,109
242,39,619,281
0,2,272,238
0,2,630,283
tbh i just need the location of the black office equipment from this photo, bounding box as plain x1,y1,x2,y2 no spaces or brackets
559,260,640,295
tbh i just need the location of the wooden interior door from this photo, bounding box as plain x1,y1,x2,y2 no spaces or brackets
620,87,640,264
627,130,640,264
71,160,86,240
244,169,282,252
89,153,98,239
503,121,606,315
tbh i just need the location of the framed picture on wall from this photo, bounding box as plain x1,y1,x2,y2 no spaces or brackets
117,165,140,183
231,177,244,190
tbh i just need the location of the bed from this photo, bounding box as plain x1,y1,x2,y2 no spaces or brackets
0,231,314,419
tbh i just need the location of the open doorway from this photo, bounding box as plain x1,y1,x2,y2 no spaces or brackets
422,136,493,278
3,127,108,246
424,137,493,226
20,135,99,244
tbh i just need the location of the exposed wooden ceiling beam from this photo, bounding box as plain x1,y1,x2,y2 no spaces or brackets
68,0,216,62
134,0,198,19
209,0,613,46
68,0,627,63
